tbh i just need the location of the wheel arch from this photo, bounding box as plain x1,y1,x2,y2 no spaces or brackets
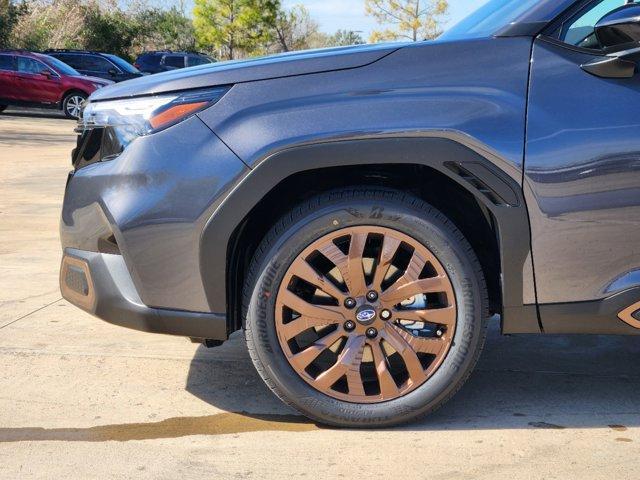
199,136,540,337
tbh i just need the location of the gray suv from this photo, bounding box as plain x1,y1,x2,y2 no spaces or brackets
60,0,640,427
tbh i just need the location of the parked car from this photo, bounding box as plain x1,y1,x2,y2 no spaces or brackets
0,50,112,118
133,51,215,74
45,49,143,83
60,0,640,427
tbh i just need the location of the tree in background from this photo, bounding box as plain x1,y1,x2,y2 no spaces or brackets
193,0,280,60
9,0,87,50
136,6,196,52
328,29,365,46
7,0,196,60
84,1,144,60
0,0,27,48
365,0,448,42
274,4,318,52
4,0,369,60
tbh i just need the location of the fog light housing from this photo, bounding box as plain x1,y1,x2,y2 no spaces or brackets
60,254,96,311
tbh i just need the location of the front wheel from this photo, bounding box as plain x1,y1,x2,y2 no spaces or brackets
62,92,86,119
244,188,489,427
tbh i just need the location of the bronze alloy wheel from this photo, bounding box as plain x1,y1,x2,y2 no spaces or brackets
275,226,457,403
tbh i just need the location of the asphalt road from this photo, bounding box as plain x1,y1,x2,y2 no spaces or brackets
1,110,639,479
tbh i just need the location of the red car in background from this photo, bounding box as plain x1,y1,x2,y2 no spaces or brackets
0,50,112,118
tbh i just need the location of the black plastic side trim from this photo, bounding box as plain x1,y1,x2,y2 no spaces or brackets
199,136,539,334
444,161,520,206
540,288,640,335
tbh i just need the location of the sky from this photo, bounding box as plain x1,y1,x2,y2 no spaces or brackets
282,0,490,38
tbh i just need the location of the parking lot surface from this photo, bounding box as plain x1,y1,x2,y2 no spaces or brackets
1,110,639,479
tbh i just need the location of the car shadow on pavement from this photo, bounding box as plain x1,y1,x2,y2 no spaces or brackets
2,109,69,120
185,318,640,431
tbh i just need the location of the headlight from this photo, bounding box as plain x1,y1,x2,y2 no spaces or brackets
72,87,230,168
79,86,230,136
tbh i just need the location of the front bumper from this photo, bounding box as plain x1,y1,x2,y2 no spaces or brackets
59,115,249,339
60,249,227,339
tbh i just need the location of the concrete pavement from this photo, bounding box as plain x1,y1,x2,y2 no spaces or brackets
0,111,639,479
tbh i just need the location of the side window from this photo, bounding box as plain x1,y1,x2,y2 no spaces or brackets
84,55,117,73
17,57,50,75
57,54,85,70
187,56,208,67
560,0,640,49
138,55,161,68
0,55,14,71
163,55,185,68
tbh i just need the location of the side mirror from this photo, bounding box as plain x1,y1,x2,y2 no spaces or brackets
107,68,118,77
581,5,640,80
595,4,640,52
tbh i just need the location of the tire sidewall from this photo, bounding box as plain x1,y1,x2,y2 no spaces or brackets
63,92,87,119
246,193,486,426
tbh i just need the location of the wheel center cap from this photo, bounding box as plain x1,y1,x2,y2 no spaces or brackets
355,305,377,325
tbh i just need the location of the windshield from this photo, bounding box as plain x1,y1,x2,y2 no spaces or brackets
440,0,541,40
105,54,140,73
42,54,80,76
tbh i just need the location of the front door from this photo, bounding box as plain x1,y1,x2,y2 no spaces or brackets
525,0,640,316
14,56,60,104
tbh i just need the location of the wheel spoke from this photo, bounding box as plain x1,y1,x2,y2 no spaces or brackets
290,329,344,370
346,232,368,297
279,289,345,323
370,340,398,398
319,234,368,297
389,323,444,355
393,306,456,327
279,315,341,339
380,275,447,305
371,235,401,291
290,257,345,301
381,326,427,385
314,335,365,395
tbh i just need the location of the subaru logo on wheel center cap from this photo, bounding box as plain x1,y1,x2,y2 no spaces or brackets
356,306,377,325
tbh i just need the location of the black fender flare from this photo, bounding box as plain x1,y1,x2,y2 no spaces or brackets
199,135,540,336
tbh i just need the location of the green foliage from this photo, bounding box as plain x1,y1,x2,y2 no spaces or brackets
137,6,196,51
84,8,143,60
2,0,370,60
0,0,27,49
193,0,280,59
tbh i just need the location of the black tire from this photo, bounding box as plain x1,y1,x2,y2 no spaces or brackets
244,187,489,427
62,92,87,119
0,105,7,113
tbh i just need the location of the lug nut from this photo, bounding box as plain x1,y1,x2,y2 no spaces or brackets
435,328,444,337
365,327,378,339
344,297,357,309
366,290,378,302
344,320,356,332
380,309,392,320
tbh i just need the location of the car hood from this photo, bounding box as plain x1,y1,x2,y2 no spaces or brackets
90,43,405,101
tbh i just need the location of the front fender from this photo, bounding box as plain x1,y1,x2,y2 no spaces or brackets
199,135,540,334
